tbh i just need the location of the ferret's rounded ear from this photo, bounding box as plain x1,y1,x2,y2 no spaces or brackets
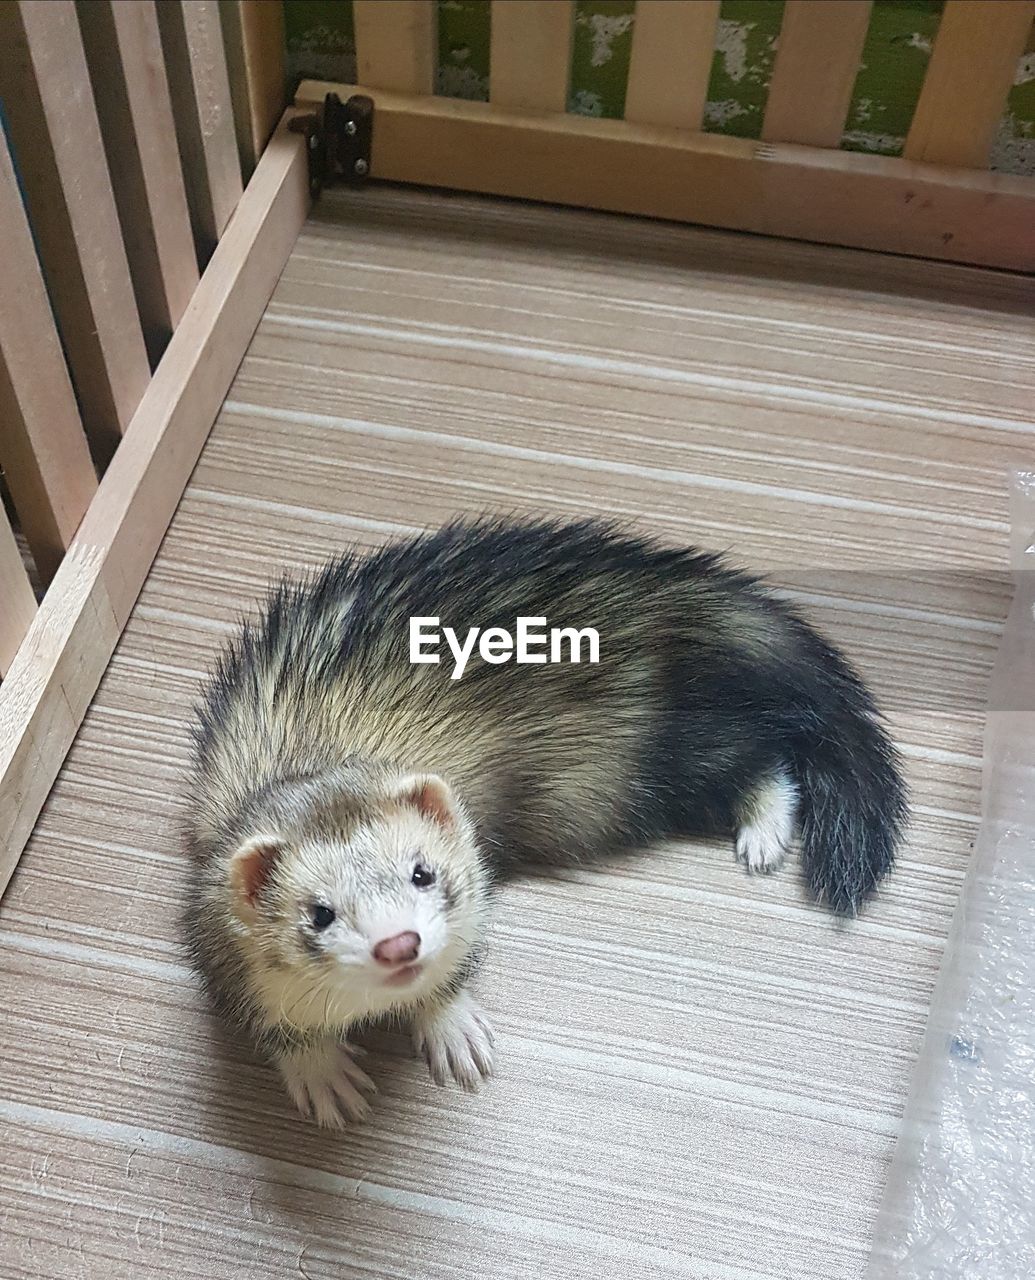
391,774,456,829
228,836,283,913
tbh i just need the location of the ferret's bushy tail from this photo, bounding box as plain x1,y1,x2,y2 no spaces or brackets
783,648,908,916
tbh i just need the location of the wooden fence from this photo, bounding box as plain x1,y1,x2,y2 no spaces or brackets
0,0,302,892
299,0,1035,271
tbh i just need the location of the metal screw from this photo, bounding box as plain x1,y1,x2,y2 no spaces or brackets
344,120,358,137
354,159,368,176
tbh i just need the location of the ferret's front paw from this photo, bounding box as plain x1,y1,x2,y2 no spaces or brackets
413,990,495,1092
277,1039,377,1129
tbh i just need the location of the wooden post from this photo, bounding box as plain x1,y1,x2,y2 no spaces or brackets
0,114,310,897
0,0,151,465
353,0,436,95
157,0,244,263
762,1,873,148
490,0,575,114
905,0,1035,167
220,0,288,178
625,0,720,131
77,0,199,362
0,506,37,677
0,126,97,583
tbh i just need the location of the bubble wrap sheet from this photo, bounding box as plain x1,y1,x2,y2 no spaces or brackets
867,472,1035,1279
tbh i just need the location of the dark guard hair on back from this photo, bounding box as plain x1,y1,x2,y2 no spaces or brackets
189,516,907,917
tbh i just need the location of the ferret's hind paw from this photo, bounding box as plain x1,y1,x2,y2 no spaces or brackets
413,990,496,1092
735,823,789,874
736,770,797,876
278,1039,377,1130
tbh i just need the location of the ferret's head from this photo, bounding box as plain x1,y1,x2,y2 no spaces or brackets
225,769,488,1026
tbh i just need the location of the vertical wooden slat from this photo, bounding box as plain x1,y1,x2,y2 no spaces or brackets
490,0,575,114
220,0,288,178
0,127,96,583
762,1,873,147
0,505,36,677
77,0,199,363
157,0,243,263
904,0,1035,167
624,0,720,130
352,0,436,95
0,0,151,465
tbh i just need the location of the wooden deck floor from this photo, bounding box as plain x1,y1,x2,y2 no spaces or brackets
2,188,1033,1280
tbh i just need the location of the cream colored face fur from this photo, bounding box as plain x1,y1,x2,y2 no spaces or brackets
228,776,487,1032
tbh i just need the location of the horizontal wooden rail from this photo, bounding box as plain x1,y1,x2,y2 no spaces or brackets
624,0,720,131
762,1,873,148
905,0,1035,168
0,124,97,584
297,80,1035,271
0,115,309,897
0,0,151,464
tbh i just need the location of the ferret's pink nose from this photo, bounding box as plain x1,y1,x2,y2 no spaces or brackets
372,931,421,966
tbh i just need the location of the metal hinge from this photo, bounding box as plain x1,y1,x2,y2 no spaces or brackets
289,93,374,200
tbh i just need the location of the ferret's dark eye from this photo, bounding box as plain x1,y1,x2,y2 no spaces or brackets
411,863,435,889
311,903,336,930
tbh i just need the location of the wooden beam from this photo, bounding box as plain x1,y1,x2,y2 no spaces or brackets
904,0,1035,168
220,0,288,178
296,79,1035,271
0,506,37,678
0,125,97,585
490,0,575,114
77,0,199,363
0,0,151,465
762,1,873,148
0,115,309,897
353,0,436,95
624,0,720,130
157,0,244,263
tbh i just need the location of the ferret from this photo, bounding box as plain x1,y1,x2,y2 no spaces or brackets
184,518,907,1128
